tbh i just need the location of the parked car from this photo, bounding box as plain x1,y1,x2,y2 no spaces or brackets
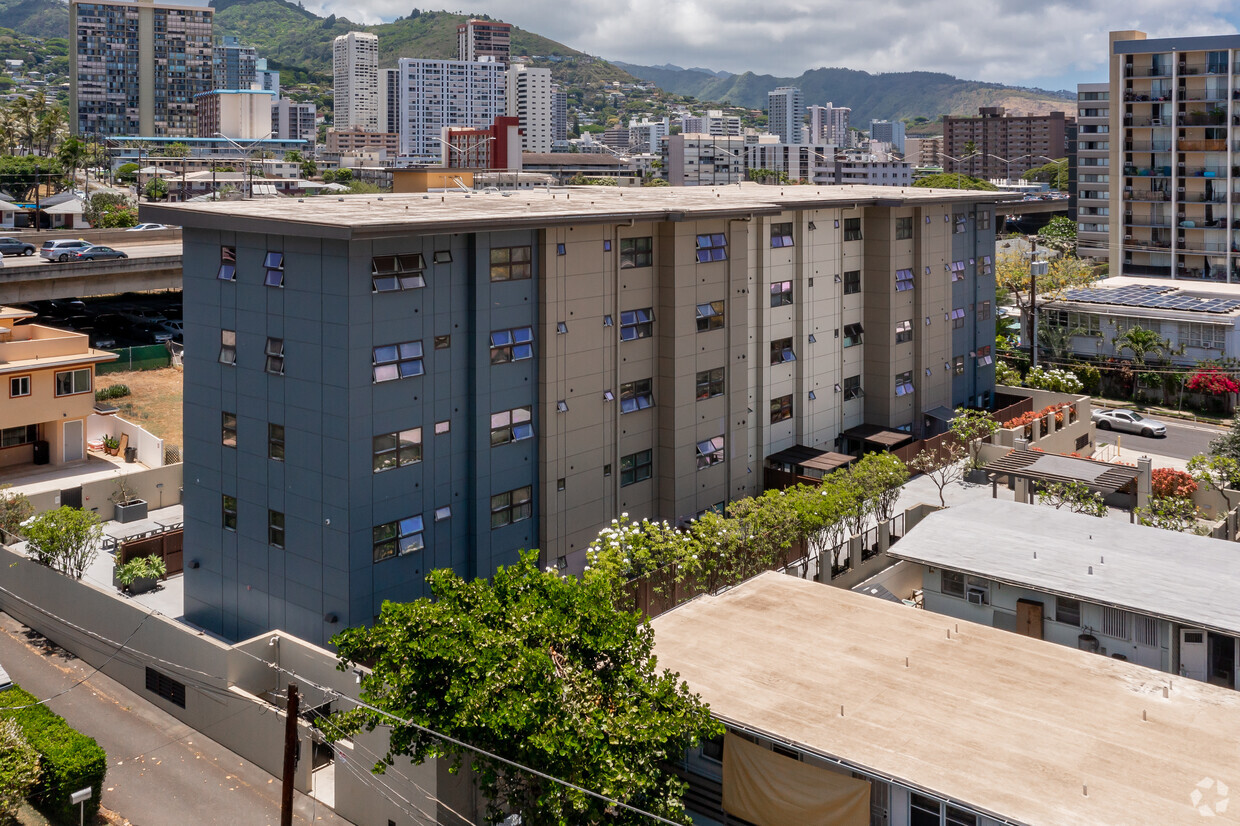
40,239,92,262
132,323,174,344
1091,408,1167,437
90,332,117,349
67,245,128,262
126,223,169,232
0,237,35,256
159,319,184,338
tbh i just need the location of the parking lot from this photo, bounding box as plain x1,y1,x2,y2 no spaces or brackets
17,290,183,349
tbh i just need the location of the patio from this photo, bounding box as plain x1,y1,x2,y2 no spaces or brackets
0,447,149,500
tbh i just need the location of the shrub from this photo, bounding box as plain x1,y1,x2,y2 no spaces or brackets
1070,362,1101,395
0,687,106,824
94,384,130,402
1151,467,1198,500
995,360,1021,387
1186,367,1240,396
1023,366,1083,394
115,554,166,588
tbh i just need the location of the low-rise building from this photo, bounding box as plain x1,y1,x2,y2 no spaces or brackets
271,98,316,147
194,89,275,141
662,133,747,186
324,127,400,156
0,307,118,469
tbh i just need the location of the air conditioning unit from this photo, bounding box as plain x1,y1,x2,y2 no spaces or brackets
966,588,987,605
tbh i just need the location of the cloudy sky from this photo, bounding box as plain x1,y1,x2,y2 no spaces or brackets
307,0,1240,90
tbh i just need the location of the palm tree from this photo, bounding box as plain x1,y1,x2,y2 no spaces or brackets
1112,325,1172,365
36,107,66,157
57,137,86,192
1037,320,1084,362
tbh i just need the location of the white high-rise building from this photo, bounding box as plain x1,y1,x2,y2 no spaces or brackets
767,86,804,144
272,97,316,146
505,63,553,153
680,110,741,137
397,58,504,161
333,31,378,131
629,117,669,153
809,103,850,146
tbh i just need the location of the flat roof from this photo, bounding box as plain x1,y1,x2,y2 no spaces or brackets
1050,276,1240,320
1114,32,1240,54
888,499,1240,636
651,572,1240,826
140,184,1016,241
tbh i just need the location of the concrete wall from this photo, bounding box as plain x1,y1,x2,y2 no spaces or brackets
24,463,183,516
991,385,1094,455
86,413,164,468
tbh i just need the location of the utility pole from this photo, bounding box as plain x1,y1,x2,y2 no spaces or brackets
280,684,299,826
1029,237,1048,369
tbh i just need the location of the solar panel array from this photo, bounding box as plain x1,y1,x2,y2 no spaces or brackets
1061,284,1240,314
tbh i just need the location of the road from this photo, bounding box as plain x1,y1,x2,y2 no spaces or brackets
0,612,350,826
1096,413,1223,461
2,241,181,269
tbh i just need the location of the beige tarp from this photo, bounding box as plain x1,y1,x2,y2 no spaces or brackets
722,733,871,826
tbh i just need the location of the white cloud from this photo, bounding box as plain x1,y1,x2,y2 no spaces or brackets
310,0,1238,86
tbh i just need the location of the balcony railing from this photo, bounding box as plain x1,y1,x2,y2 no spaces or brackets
1180,89,1228,102
1123,238,1173,250
1126,190,1171,202
1181,192,1229,203
1125,65,1172,78
1126,141,1172,151
1181,166,1228,178
1123,263,1173,276
1178,112,1226,126
1124,165,1171,177
1177,240,1231,253
1176,217,1229,229
1123,91,1172,102
1125,115,1170,127
1179,140,1227,151
1180,62,1230,75
1124,215,1171,227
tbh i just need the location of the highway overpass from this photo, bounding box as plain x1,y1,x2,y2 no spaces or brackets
0,242,182,303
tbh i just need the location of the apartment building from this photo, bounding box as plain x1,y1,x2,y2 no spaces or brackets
808,102,850,146
826,153,915,186
145,184,998,645
457,19,511,64
628,117,669,154
942,106,1073,180
324,127,399,155
551,85,567,142
195,89,274,141
377,67,400,136
212,35,256,92
271,98,316,146
662,133,749,185
70,0,213,137
1071,82,1110,260
0,307,118,469
505,63,553,153
680,110,742,137
745,142,832,183
1109,30,1240,282
903,136,943,168
768,86,805,144
332,32,379,132
869,119,906,152
396,58,505,162
438,116,521,169
254,58,279,98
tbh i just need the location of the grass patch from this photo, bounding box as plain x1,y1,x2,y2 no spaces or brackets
99,367,183,448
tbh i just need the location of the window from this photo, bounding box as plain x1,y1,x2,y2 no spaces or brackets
620,449,652,486
950,260,966,281
978,300,991,321
981,254,992,275
954,355,965,374
895,216,913,240
222,412,236,447
9,376,29,398
895,370,914,396
54,368,91,397
490,485,532,528
489,327,534,363
434,335,451,350
264,251,284,287
1101,606,1129,640
843,323,863,347
770,281,793,307
222,495,237,531
770,222,793,247
843,270,860,295
619,378,654,413
268,510,284,548
490,246,532,281
433,250,452,264
976,346,992,367
953,212,966,233
895,268,914,292
620,308,653,341
619,236,652,268
145,667,186,709
978,211,991,230
490,406,533,446
265,337,284,375
0,425,36,448
217,246,236,281
435,420,450,435
770,337,796,364
1055,596,1081,626
696,436,725,469
219,330,236,366
843,375,862,400
372,515,424,562
268,423,284,461
372,427,422,472
843,217,862,241
435,506,451,521
941,570,965,598
696,367,724,400
371,253,425,292
695,233,728,263
696,301,724,332
1046,311,1101,337
556,243,566,256
895,319,913,343
951,308,966,329
770,394,792,423
1135,614,1158,647
372,341,424,383
1179,322,1227,350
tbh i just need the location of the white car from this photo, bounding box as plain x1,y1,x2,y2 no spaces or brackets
1091,408,1167,437
126,223,169,231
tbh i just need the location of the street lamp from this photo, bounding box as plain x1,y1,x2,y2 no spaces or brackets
708,143,744,188
937,151,980,190
214,132,273,199
431,135,498,188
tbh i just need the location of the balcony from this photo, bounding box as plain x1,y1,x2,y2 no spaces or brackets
1177,239,1231,253
1179,62,1228,76
1123,238,1172,251
1124,214,1171,228
1176,217,1229,229
1178,111,1226,126
1126,141,1172,151
1181,191,1228,203
1124,115,1170,127
1126,190,1171,202
1123,262,1173,277
1125,65,1172,78
1123,91,1172,102
1180,166,1228,178
1180,139,1227,151
1180,88,1228,102
1124,165,1171,177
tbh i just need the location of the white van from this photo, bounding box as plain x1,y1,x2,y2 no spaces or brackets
40,239,92,262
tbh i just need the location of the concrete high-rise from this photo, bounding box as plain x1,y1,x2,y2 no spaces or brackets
396,58,504,161
213,35,256,92
254,58,280,98
768,86,804,144
146,184,1001,646
809,103,850,146
457,19,512,64
551,85,568,142
505,63,553,153
272,97,316,146
1073,82,1109,261
869,119,906,152
941,107,1072,181
332,31,379,132
70,0,214,137
378,67,400,135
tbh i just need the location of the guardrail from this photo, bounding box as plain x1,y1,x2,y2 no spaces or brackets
0,254,182,302
5,227,181,246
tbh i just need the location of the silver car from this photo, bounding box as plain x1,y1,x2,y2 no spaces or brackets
1091,408,1167,437
39,239,93,262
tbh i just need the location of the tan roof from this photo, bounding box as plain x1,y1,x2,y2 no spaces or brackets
651,572,1240,826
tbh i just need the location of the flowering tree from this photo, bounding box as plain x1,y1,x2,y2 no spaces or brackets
1186,367,1240,396
1136,497,1204,534
949,408,999,470
1037,481,1107,517
1022,366,1083,394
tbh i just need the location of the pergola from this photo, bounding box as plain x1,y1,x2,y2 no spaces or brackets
840,424,913,452
766,445,855,478
983,450,1142,505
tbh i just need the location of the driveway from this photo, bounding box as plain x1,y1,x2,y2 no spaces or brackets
1095,413,1224,465
0,612,351,826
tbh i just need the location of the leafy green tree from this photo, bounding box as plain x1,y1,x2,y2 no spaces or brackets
912,172,997,190
299,158,318,179
1037,481,1106,517
1038,215,1077,251
1036,319,1084,362
55,136,85,189
1208,416,1240,464
908,441,965,508
1187,454,1240,518
23,507,101,579
0,484,32,542
995,251,1097,348
330,551,721,825
949,408,999,470
1136,496,1203,534
1112,326,1173,366
0,718,40,820
848,452,908,522
114,162,139,184
143,176,168,201
0,154,63,201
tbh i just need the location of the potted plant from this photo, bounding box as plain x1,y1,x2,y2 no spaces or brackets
102,435,120,456
114,554,166,594
111,477,148,523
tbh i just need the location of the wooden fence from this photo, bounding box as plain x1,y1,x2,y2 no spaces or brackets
119,528,183,575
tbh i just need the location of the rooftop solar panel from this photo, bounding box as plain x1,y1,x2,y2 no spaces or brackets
1060,284,1240,313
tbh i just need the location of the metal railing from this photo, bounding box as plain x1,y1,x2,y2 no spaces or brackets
1126,141,1172,151
1125,65,1173,78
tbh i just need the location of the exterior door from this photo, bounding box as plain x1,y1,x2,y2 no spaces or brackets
1180,628,1208,681
62,420,83,462
1017,599,1044,640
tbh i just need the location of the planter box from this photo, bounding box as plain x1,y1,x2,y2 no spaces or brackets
965,468,990,484
114,499,148,523
112,569,158,594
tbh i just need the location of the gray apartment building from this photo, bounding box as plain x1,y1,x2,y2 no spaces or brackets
146,185,1000,645
212,35,256,92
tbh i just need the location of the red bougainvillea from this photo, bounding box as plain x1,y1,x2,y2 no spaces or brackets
1186,368,1240,396
1151,467,1198,499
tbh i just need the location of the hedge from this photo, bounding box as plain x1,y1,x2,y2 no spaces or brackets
0,687,107,825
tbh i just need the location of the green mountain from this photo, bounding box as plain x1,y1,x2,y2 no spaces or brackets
613,62,1074,123
0,0,66,39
